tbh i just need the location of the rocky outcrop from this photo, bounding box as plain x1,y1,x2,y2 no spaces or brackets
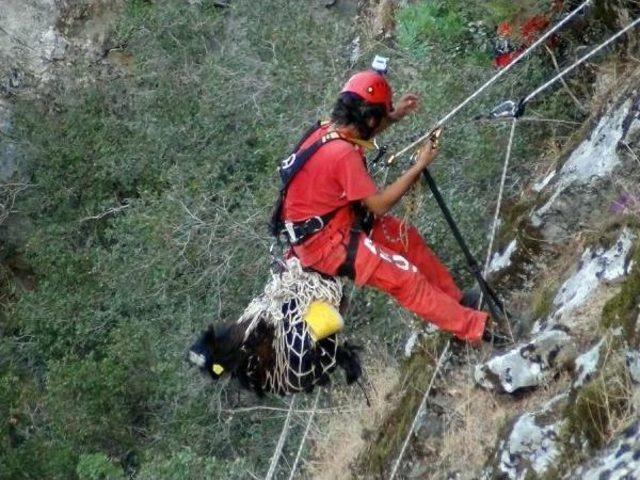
565,421,640,479
0,0,67,81
531,94,640,241
484,394,568,480
533,228,636,334
475,329,576,393
572,337,607,388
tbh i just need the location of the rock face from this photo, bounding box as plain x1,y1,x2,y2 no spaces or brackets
533,228,636,332
532,94,640,235
572,338,607,388
626,350,640,385
488,239,518,274
0,99,17,182
565,421,640,479
484,395,567,480
0,0,66,79
554,229,635,321
475,329,576,393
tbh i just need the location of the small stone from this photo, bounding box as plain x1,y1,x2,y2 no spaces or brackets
572,338,606,388
475,329,576,393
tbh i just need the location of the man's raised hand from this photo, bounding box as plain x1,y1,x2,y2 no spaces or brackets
389,93,420,121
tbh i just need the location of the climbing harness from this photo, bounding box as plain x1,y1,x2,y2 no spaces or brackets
270,121,375,279
269,121,342,243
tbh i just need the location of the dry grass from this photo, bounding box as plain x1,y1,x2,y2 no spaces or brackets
307,353,401,480
424,359,573,479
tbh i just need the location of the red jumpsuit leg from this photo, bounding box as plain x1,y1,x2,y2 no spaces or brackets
351,232,487,342
369,215,463,302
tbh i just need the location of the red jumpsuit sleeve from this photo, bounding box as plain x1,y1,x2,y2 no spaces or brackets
336,150,378,202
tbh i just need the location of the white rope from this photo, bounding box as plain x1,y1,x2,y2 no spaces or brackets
388,341,450,480
478,119,517,342
523,15,640,105
387,0,592,164
482,118,517,278
287,390,321,480
265,396,297,480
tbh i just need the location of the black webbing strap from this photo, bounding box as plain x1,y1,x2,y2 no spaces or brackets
269,126,346,239
337,226,361,280
336,204,371,280
284,210,337,245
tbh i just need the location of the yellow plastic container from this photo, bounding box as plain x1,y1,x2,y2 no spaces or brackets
303,300,344,341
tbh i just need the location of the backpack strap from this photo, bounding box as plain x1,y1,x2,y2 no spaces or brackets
269,124,347,239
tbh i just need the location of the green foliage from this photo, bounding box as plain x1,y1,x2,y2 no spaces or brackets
136,448,247,480
557,341,634,473
563,365,631,451
397,3,467,58
76,453,125,480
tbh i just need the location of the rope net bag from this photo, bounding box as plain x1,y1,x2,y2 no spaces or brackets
237,257,344,395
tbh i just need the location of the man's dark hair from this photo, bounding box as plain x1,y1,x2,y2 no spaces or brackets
330,92,387,140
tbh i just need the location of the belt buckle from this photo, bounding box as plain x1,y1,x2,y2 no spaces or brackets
284,222,298,243
312,216,324,230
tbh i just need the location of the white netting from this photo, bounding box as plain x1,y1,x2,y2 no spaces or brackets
236,257,344,395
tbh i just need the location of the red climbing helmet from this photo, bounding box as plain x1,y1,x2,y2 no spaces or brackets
341,70,393,113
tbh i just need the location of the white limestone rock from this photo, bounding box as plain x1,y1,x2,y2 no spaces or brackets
627,350,640,385
532,170,557,193
549,229,636,327
404,331,420,358
475,329,576,393
488,239,518,274
532,98,637,227
572,338,607,389
566,421,640,479
484,394,568,480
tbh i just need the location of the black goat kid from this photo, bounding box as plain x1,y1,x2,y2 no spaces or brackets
188,320,362,396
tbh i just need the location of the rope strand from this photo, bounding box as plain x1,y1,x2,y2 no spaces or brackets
265,396,296,480
482,118,517,279
287,390,321,480
522,15,640,105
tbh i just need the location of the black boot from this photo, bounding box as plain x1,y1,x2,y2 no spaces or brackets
460,286,482,309
482,316,513,347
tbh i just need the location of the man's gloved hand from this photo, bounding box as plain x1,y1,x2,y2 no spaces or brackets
388,93,420,121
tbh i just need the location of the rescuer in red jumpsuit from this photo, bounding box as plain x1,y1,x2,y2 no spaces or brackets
280,71,488,343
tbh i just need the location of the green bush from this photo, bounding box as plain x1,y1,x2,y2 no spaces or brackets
76,453,125,480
